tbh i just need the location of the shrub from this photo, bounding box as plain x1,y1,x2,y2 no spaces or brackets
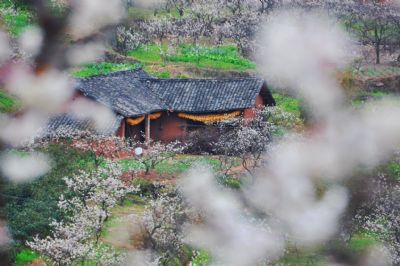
190,250,211,266
0,90,17,113
385,162,400,181
15,249,39,266
132,178,158,198
217,175,241,190
185,126,222,154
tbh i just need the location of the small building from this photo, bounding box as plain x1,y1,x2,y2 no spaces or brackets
47,69,275,142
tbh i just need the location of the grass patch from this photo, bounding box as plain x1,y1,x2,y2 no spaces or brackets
129,44,255,71
190,250,212,266
72,62,144,78
152,70,171,78
349,232,377,252
352,90,395,106
274,245,327,266
355,65,400,79
0,2,31,36
217,175,241,189
129,44,163,63
272,92,302,117
279,254,325,266
127,7,156,20
155,155,231,174
119,155,233,175
384,161,400,181
0,90,17,113
277,232,379,265
119,159,145,172
15,249,39,266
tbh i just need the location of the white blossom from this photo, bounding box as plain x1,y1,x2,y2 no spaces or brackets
18,26,44,58
28,162,137,265
69,0,126,38
0,151,51,183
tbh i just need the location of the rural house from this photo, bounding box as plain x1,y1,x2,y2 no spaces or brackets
47,69,275,142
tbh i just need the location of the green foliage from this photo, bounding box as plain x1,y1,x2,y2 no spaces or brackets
0,90,17,113
155,159,193,174
266,106,304,132
129,44,256,71
131,178,155,197
348,232,377,252
272,92,302,117
15,249,39,266
277,233,377,266
153,70,171,78
168,44,256,70
217,175,241,190
0,1,31,36
190,250,211,266
352,90,393,106
72,62,144,78
279,254,325,266
127,7,156,20
129,44,163,62
4,144,100,252
385,162,400,181
119,158,145,172
355,65,400,79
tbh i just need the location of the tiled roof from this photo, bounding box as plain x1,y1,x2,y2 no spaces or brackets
76,69,167,117
44,113,123,137
75,69,275,117
146,78,274,113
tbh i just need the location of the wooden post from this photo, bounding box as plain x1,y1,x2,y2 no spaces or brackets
145,115,151,147
116,119,126,138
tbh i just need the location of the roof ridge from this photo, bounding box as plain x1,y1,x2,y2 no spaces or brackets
142,77,262,82
79,68,148,80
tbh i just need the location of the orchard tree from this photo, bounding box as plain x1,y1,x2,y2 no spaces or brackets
353,173,400,264
115,25,149,54
258,0,283,14
214,109,273,176
164,0,191,17
295,0,400,64
27,162,137,265
138,140,187,175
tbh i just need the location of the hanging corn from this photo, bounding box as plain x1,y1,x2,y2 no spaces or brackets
127,116,145,126
149,112,162,120
178,110,241,123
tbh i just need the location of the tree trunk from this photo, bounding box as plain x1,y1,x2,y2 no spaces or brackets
374,27,381,64
375,42,381,64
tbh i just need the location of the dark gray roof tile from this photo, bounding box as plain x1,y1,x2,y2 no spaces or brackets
76,69,166,117
146,78,270,113
44,113,123,137
75,69,275,117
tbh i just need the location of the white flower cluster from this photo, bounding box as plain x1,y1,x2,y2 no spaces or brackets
116,0,265,54
142,192,186,252
354,174,400,264
213,109,273,175
27,162,137,265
